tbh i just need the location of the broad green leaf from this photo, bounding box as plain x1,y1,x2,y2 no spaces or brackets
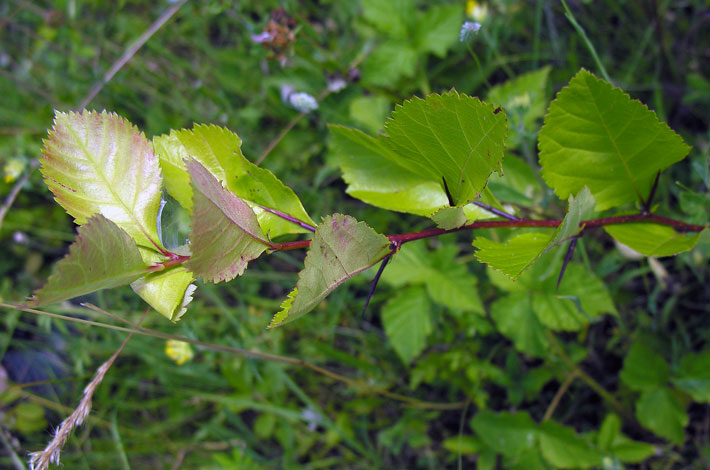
153,124,315,238
414,5,463,57
382,241,483,313
619,342,669,391
348,95,391,133
488,154,539,205
361,0,414,39
487,66,550,149
330,125,448,216
532,294,588,331
361,41,418,87
538,421,603,468
382,286,432,364
471,410,538,456
598,413,656,462
31,214,149,306
503,447,553,470
672,351,710,402
269,214,391,327
539,69,691,211
441,435,482,455
597,414,621,451
385,92,507,205
185,160,269,283
490,294,548,357
605,223,704,257
636,388,688,444
474,187,595,279
41,110,163,250
131,266,196,321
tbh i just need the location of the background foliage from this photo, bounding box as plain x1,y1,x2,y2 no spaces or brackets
1,0,709,469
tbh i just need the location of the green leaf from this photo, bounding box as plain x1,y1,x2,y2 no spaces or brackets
41,110,163,250
269,214,391,327
330,125,448,216
474,187,595,279
597,414,621,451
471,410,538,456
382,286,432,364
539,69,691,211
31,214,149,306
487,66,551,149
488,154,539,205
672,351,710,402
598,414,656,464
131,266,196,321
619,342,669,391
414,5,463,57
153,124,315,238
361,0,414,39
605,223,704,257
442,435,482,455
348,95,391,134
382,240,483,313
636,387,688,444
361,41,418,87
538,421,603,469
185,160,269,283
490,294,549,357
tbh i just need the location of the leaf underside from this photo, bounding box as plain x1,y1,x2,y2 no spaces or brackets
538,69,690,211
605,223,703,257
31,214,149,306
131,266,196,322
41,110,164,250
269,214,391,328
185,160,269,283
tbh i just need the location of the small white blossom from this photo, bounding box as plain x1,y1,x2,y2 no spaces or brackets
289,92,318,112
459,21,482,43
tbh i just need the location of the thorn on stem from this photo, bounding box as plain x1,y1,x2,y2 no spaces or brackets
442,177,455,207
361,255,392,318
556,237,578,290
642,171,661,214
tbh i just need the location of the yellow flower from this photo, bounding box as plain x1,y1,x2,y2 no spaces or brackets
3,158,25,183
466,0,489,23
165,340,194,365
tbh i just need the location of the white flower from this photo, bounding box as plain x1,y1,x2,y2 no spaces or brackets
289,92,318,112
459,21,482,43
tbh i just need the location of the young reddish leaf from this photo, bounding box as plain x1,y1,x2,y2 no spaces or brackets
31,214,149,306
185,160,270,283
41,110,164,251
539,69,690,211
131,266,196,322
269,214,391,328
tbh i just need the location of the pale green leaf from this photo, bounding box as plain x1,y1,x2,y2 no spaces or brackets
361,41,418,87
487,66,550,149
185,160,269,283
41,110,163,250
605,223,704,257
471,410,538,456
490,294,548,357
153,124,315,238
538,421,603,469
414,4,463,57
330,124,448,216
671,351,710,402
269,214,391,328
348,95,391,133
382,287,432,364
539,69,691,211
131,266,196,321
361,0,414,39
619,342,669,391
31,214,149,306
636,388,688,444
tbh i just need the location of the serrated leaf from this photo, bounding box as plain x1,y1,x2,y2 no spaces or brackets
382,240,483,313
619,342,669,391
185,160,269,283
414,4,463,57
131,266,196,321
471,410,538,456
269,214,391,327
474,187,595,279
538,421,603,469
487,66,551,149
636,388,688,444
31,214,149,306
490,294,549,357
41,110,163,250
153,124,315,238
382,286,432,364
605,223,704,257
539,69,691,211
671,351,710,402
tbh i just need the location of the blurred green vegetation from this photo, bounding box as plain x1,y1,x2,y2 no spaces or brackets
1,0,709,469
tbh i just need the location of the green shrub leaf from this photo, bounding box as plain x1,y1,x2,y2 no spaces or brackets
490,294,549,357
636,388,688,444
672,351,710,402
605,223,704,257
41,110,164,250
185,160,269,283
414,5,463,57
619,342,670,391
131,266,196,321
269,214,391,327
471,410,538,456
154,124,315,238
31,214,149,306
539,69,691,211
538,421,603,468
382,286,432,364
